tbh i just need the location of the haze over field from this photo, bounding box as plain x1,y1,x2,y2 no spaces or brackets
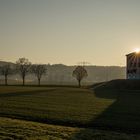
0,61,125,85
1,0,140,65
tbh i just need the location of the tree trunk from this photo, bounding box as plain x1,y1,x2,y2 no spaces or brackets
38,78,41,86
23,76,25,86
78,80,81,88
5,75,8,86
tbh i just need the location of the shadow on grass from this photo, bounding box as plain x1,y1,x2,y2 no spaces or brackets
69,84,140,139
1,81,140,139
0,84,79,88
0,88,56,98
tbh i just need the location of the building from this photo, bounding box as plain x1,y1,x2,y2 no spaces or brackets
126,52,140,79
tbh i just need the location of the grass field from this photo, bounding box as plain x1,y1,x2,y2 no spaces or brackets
0,83,140,139
0,86,114,127
1,117,140,140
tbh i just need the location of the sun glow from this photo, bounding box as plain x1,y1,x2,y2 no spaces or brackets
134,48,140,53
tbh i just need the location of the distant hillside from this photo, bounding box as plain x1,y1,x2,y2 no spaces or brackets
0,61,14,66
0,61,126,84
46,65,126,84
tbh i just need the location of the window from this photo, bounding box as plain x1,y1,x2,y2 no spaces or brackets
134,63,136,67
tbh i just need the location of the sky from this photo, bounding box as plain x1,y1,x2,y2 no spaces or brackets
1,0,140,66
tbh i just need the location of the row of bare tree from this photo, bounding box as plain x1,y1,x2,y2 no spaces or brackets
0,58,88,87
0,58,47,86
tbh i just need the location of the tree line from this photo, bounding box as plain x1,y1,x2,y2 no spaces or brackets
0,58,88,87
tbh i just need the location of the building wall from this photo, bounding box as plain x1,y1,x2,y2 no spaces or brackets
126,53,140,79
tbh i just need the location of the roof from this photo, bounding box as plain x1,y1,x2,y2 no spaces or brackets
126,52,140,57
126,52,135,56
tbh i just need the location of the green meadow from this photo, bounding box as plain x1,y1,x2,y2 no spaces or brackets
0,82,140,139
1,117,139,140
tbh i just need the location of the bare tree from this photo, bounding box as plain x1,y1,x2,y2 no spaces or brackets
31,64,47,86
1,64,12,85
16,58,31,86
72,66,88,87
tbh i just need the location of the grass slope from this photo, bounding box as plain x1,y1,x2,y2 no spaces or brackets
0,84,140,133
0,117,139,140
0,86,114,127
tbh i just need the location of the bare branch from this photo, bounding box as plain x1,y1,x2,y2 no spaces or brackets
31,64,47,86
16,58,31,86
0,64,12,85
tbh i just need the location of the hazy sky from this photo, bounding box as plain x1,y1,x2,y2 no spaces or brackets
1,0,140,65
